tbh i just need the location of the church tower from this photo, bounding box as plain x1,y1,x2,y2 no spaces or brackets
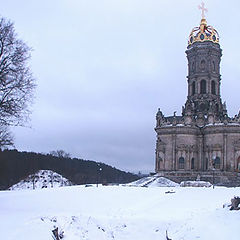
183,6,227,126
154,3,240,185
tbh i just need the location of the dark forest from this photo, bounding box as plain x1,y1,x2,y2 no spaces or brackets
0,150,138,190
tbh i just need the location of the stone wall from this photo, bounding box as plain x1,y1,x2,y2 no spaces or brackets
156,171,240,187
155,124,240,173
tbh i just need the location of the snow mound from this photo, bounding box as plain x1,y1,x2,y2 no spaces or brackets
148,177,179,187
127,176,179,187
180,181,212,187
9,170,72,190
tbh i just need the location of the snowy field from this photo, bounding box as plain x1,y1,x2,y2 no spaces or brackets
1,185,240,240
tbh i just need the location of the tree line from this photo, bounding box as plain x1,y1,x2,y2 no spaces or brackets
0,149,138,190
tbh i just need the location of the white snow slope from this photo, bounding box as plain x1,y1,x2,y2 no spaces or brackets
9,170,72,190
1,186,240,240
127,176,179,187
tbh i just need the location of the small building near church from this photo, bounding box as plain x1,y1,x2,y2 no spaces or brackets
154,7,240,185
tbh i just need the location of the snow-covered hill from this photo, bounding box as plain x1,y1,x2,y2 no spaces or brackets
127,176,179,187
1,185,240,240
9,170,72,190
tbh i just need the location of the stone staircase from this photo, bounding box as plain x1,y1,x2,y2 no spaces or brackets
140,176,158,187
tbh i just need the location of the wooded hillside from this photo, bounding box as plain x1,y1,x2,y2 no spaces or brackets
0,150,138,190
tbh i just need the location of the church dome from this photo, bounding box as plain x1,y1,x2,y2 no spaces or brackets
188,18,219,46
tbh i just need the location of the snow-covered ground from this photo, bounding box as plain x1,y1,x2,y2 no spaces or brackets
9,170,72,190
1,185,240,240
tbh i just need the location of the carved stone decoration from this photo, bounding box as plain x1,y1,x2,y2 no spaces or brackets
234,139,240,150
157,139,166,152
211,144,222,150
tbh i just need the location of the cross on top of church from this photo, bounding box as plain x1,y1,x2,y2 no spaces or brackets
198,2,208,19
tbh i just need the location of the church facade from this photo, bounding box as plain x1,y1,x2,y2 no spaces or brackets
155,12,240,184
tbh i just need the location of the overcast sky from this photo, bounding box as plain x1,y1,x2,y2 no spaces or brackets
2,0,240,173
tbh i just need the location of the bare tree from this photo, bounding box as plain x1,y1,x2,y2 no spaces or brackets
49,150,71,159
0,125,13,147
0,17,35,147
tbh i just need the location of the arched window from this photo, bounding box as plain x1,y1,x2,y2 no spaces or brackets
200,79,206,94
200,102,206,111
179,157,185,169
200,60,206,70
211,81,216,95
192,81,196,95
191,158,195,170
212,61,216,72
214,157,221,169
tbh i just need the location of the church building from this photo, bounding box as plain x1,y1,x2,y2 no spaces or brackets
155,4,240,185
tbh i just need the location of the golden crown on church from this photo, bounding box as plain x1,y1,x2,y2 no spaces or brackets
188,2,219,46
188,18,219,46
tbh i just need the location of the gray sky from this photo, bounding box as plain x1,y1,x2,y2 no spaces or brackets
2,0,240,173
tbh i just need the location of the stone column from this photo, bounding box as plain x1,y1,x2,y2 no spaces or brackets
223,133,227,171
163,151,165,171
198,134,204,170
155,150,158,172
188,149,191,170
208,148,211,170
188,79,190,96
207,76,210,94
197,80,200,94
172,134,176,170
